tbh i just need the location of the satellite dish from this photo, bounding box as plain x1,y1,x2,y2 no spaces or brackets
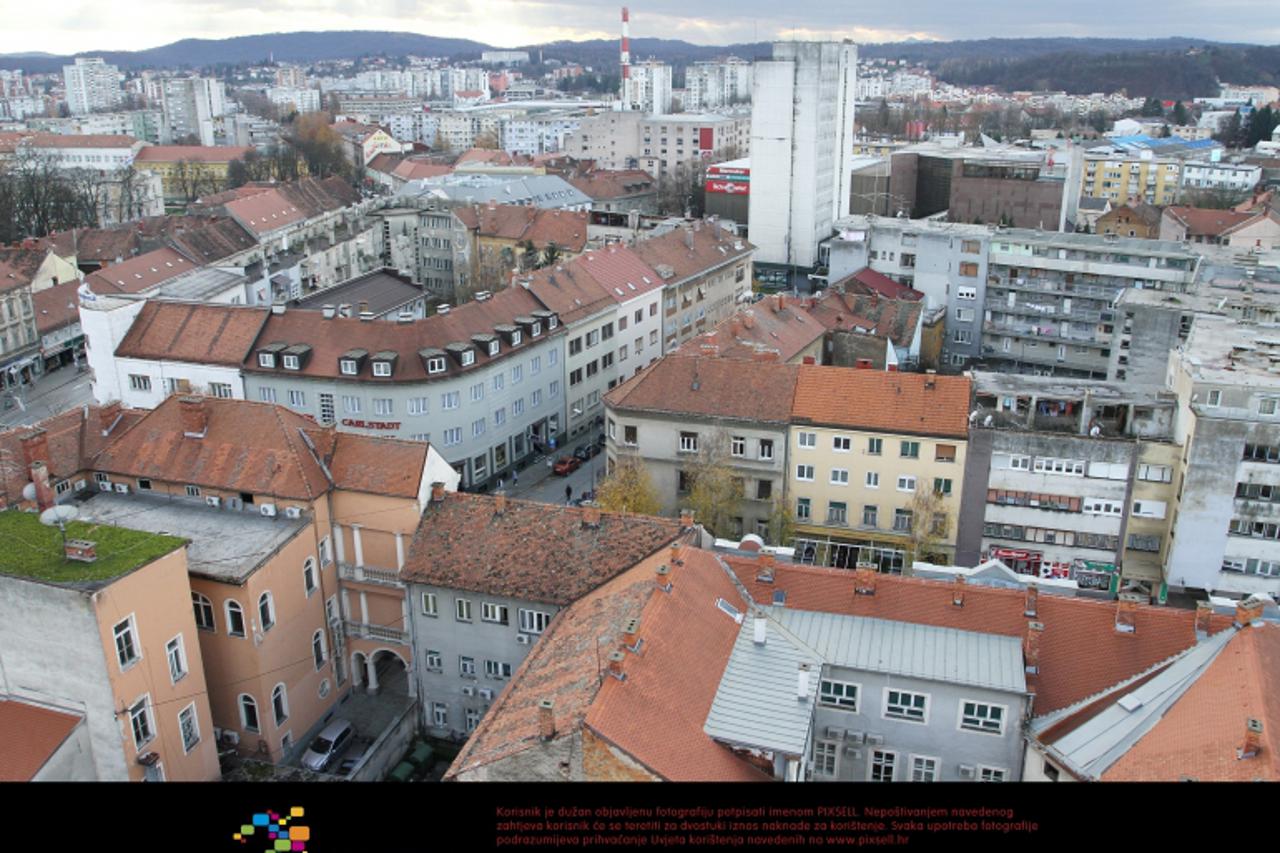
40,505,79,526
22,482,36,502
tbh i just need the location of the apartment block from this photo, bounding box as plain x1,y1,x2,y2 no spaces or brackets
63,58,123,116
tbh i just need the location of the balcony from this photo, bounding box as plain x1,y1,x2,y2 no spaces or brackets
344,621,409,645
983,319,1104,345
338,562,404,588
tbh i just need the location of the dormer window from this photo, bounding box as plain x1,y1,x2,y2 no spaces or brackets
461,350,475,367
511,330,522,346
373,362,392,377
283,355,300,370
427,357,446,374
340,359,358,376
531,323,541,337
259,353,276,368
549,316,558,329
488,340,500,357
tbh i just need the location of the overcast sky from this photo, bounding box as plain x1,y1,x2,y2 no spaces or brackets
1,1,1276,55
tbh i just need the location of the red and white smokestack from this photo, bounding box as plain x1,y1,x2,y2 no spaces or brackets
620,7,631,84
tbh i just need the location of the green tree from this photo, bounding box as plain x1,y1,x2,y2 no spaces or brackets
905,485,950,566
595,457,662,516
541,241,561,268
1172,100,1190,126
764,497,794,548
518,239,540,272
682,433,742,539
1140,96,1164,117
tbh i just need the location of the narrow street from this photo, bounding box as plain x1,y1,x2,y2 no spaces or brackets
503,433,607,507
1,366,95,431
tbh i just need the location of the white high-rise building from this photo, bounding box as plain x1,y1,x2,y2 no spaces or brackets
160,77,228,145
63,57,124,116
748,42,857,269
623,61,672,115
685,58,753,111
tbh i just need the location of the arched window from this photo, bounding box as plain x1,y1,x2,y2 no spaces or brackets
258,591,275,632
302,558,317,597
312,630,327,670
192,592,215,632
239,694,260,732
271,683,288,726
225,600,246,638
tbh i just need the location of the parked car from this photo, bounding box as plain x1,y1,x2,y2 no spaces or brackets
553,456,581,476
573,446,590,462
302,719,354,772
585,442,602,458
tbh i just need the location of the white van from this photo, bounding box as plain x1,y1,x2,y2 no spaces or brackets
302,719,354,772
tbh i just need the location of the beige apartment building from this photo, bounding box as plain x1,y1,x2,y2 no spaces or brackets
788,368,972,572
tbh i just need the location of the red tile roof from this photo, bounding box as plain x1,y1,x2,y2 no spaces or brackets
454,203,588,254
806,289,924,348
727,557,1230,716
448,546,769,781
1101,623,1280,781
522,259,614,324
683,295,826,362
631,222,753,284
0,405,146,508
831,267,923,301
605,354,800,424
114,302,269,367
84,248,195,295
576,244,665,304
566,168,655,201
791,365,970,439
1162,206,1257,238
24,133,139,149
456,148,516,166
0,699,82,781
401,492,685,605
31,281,80,335
134,145,253,164
305,430,428,500
0,248,50,294
224,188,307,236
390,159,453,181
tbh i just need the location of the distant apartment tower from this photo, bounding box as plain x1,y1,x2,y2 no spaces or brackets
685,58,753,111
63,57,124,116
748,42,857,269
624,61,673,116
160,77,228,145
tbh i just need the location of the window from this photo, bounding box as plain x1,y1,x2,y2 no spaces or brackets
935,444,956,463
819,679,859,710
862,505,879,527
493,408,506,427
960,701,1006,735
470,382,485,402
342,395,361,414
897,475,917,492
257,592,275,632
1033,457,1086,476
129,697,154,749
910,755,939,782
759,439,774,460
861,470,878,489
485,659,513,679
473,418,486,437
679,432,699,453
511,364,523,384
166,635,188,683
407,396,429,416
456,598,473,622
868,437,883,455
894,509,913,532
548,348,558,366
833,436,851,452
900,441,920,458
530,355,541,375
461,350,475,367
569,368,583,387
1137,463,1172,483
827,502,848,524
288,389,305,408
427,356,446,374
959,261,979,277
814,741,838,776
978,766,1007,783
569,337,583,356
934,478,952,497
271,683,289,726
1260,398,1279,416
129,374,151,392
796,464,815,482
757,480,773,501
870,750,897,782
340,359,358,376
885,689,928,722
432,703,448,727
312,630,327,670
731,436,746,457
587,329,601,347
619,344,629,361
492,373,505,392
624,425,638,445
192,593,215,632
442,391,460,410
549,381,560,398
519,608,552,634
1009,455,1031,471
797,498,811,520
442,427,462,446
240,694,260,732
481,602,509,625
226,601,246,637
210,382,233,399
798,432,816,449
113,616,140,670
830,468,849,485
957,285,977,300
283,354,300,371
459,656,477,677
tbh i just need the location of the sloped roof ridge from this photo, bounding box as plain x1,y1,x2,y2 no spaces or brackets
271,403,316,501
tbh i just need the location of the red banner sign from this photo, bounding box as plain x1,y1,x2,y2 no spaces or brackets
706,179,749,195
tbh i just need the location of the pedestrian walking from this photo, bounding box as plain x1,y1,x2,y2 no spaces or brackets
512,469,519,487
565,484,573,505
497,476,504,491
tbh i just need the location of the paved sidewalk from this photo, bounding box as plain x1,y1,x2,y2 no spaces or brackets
502,432,606,506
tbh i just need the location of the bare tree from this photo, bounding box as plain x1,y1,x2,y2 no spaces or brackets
905,485,951,565
682,431,743,539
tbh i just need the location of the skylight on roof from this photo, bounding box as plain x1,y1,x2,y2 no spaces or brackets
716,598,743,623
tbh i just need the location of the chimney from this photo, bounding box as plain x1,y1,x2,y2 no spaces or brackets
952,574,965,607
683,228,693,250
753,614,767,646
729,316,742,337
607,649,626,680
1024,584,1039,618
1115,599,1137,634
679,509,693,528
178,397,208,438
1238,718,1264,760
1024,621,1044,690
322,304,336,319
30,460,55,512
64,539,97,563
430,481,446,503
1235,597,1265,628
358,300,369,315
622,617,640,650
19,428,49,469
655,563,673,592
796,664,811,701
772,293,784,313
494,492,507,515
581,506,602,528
538,699,556,741
1194,601,1214,636
853,568,877,596
742,312,754,330
99,401,123,436
752,348,779,363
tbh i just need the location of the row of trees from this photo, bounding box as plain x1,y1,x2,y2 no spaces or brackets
1215,106,1280,150
0,150,155,242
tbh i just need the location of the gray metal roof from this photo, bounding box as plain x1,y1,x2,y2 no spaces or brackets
153,267,247,301
703,618,819,757
294,269,422,316
400,174,592,210
774,609,1028,693
1037,627,1237,779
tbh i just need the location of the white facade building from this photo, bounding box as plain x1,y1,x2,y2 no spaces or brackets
685,59,753,111
1180,161,1263,197
63,58,123,116
623,61,672,116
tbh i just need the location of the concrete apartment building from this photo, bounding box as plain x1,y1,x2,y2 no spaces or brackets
13,134,165,226
622,61,672,115
684,58,753,112
402,493,685,741
158,77,228,146
748,42,857,269
563,110,750,178
605,356,799,540
788,369,971,572
63,58,123,115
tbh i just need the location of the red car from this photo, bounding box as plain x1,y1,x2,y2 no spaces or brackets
553,456,581,476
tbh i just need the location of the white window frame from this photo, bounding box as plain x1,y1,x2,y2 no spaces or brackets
283,354,300,371
883,687,930,724
818,678,860,711
731,436,746,457
271,683,289,726
813,740,839,777
422,592,438,616
869,749,898,782
113,615,141,671
958,700,1007,735
758,439,774,461
461,350,475,367
258,591,276,632
866,471,880,488
833,435,851,452
868,437,883,455
977,765,1008,782
798,431,816,449
830,468,849,485
372,361,392,377
456,598,473,622
225,600,246,638
165,634,188,684
425,649,443,671
427,356,446,374
339,359,358,376
909,754,939,782
192,592,215,632
485,659,513,680
312,629,327,670
481,602,509,625
239,693,260,732
518,608,551,634
129,695,155,750
303,558,317,597
178,703,200,753
796,464,815,482
459,656,477,677
432,702,448,728
679,432,699,453
897,475,917,492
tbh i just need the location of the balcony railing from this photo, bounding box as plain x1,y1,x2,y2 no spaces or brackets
338,563,404,587
344,621,409,645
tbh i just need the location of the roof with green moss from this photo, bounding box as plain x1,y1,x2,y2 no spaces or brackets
0,510,186,589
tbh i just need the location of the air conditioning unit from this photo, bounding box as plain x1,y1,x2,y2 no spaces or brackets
74,479,86,491
218,729,240,746
516,634,531,645
285,506,302,519
114,483,129,494
479,688,494,701
825,727,845,740
205,496,221,508
866,734,884,746
845,732,865,745
958,764,976,779
461,686,475,697
843,746,862,759
260,503,277,518
99,481,112,492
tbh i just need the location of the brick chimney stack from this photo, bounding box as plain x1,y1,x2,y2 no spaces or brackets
1115,599,1138,634
581,506,602,528
29,460,55,511
178,397,208,438
494,492,507,515
19,428,49,469
607,650,626,680
431,481,446,503
1195,601,1214,635
853,568,877,596
1024,620,1044,694
538,699,556,741
1235,597,1265,628
1024,584,1039,618
1239,718,1263,760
